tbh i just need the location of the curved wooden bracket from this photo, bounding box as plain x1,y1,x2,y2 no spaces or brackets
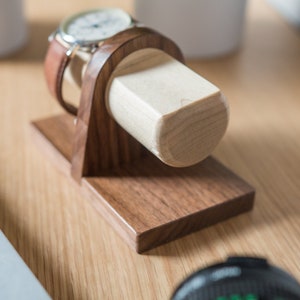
71,27,184,182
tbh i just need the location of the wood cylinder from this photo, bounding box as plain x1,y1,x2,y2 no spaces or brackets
105,48,229,167
66,47,229,168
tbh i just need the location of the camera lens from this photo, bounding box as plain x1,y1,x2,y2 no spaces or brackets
171,257,300,300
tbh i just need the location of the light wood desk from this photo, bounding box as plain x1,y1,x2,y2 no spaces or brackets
1,0,299,299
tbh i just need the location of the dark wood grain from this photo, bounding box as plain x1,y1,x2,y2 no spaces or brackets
31,114,255,253
71,27,184,182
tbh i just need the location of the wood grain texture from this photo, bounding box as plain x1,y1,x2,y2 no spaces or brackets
106,48,229,167
59,43,229,168
1,0,300,299
71,27,184,181
31,114,254,252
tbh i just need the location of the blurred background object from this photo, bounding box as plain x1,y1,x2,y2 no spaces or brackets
0,0,27,58
172,257,300,300
134,0,248,58
0,231,51,300
268,0,300,27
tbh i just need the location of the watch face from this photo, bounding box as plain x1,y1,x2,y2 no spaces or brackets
60,8,132,45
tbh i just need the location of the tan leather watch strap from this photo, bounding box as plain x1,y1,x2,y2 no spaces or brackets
44,39,78,115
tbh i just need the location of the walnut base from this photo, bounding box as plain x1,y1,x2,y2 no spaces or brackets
31,114,255,253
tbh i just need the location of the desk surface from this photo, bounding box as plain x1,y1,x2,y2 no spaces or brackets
1,0,300,299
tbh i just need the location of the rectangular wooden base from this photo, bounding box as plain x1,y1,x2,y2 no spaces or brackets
31,114,255,253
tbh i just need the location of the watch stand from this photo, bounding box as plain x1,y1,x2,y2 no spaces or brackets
31,28,255,253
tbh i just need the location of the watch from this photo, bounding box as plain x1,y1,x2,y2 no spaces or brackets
44,8,137,115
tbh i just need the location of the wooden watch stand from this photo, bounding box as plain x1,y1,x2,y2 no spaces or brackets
32,30,255,253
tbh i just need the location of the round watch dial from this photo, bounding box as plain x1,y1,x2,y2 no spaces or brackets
60,8,132,45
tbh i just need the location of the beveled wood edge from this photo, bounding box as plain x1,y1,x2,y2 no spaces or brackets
31,119,138,250
81,178,138,250
136,191,255,253
30,120,71,178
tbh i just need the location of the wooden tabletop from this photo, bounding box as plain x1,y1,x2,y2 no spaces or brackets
1,0,300,299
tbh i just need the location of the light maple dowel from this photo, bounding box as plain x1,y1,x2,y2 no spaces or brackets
66,47,229,167
105,48,229,167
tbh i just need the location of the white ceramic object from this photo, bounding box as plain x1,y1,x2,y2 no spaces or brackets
0,0,27,57
134,0,248,58
268,0,300,27
0,231,51,299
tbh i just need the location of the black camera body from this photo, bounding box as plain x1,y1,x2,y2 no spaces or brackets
172,257,300,300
